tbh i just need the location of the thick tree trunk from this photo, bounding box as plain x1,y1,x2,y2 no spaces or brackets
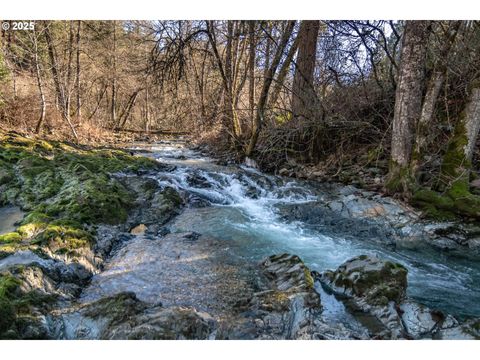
410,71,445,175
386,21,430,196
291,20,320,122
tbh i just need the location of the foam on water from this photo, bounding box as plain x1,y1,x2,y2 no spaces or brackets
129,141,480,318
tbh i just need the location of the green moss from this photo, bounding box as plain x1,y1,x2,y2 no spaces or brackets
440,119,470,185
0,168,13,185
0,232,22,243
35,222,93,253
21,211,51,225
0,272,56,339
83,292,146,326
261,290,291,312
413,187,480,220
0,274,20,335
303,268,314,289
0,129,158,258
386,161,416,196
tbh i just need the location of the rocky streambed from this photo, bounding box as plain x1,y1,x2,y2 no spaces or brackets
1,132,480,339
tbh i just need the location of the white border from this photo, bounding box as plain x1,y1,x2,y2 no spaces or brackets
0,0,480,20
1,339,479,360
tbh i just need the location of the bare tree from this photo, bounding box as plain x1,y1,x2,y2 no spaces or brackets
76,20,82,120
246,20,296,156
32,27,47,134
111,20,117,126
44,22,79,140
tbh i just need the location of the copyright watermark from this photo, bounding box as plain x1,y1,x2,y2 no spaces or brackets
2,21,35,31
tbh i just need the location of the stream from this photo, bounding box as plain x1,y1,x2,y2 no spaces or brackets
107,140,480,320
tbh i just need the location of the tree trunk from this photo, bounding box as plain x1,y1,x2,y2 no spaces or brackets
118,89,143,130
44,22,79,141
269,31,300,109
33,28,47,134
439,83,480,192
410,21,461,178
386,21,430,196
248,21,256,128
145,81,150,132
246,21,296,157
291,20,320,122
76,20,81,120
65,21,74,121
111,21,117,126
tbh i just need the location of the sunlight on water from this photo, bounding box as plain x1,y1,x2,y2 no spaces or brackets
142,142,480,318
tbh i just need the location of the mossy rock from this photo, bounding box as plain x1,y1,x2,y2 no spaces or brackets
323,255,408,305
83,291,147,326
0,129,165,262
0,232,22,243
413,188,480,220
0,271,54,339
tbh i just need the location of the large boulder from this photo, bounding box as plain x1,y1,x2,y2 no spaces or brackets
318,255,480,339
120,174,183,230
321,255,408,306
222,254,322,339
320,255,408,338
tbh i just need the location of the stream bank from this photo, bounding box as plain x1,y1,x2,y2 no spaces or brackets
1,131,480,339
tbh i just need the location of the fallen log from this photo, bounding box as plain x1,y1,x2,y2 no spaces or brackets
112,128,190,136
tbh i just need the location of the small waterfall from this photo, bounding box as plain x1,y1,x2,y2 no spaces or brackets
122,140,480,319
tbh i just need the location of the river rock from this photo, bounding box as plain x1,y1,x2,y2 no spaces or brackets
79,292,215,340
278,168,289,176
130,224,147,235
117,174,183,228
320,255,408,306
399,301,460,339
320,255,408,338
223,253,322,339
439,318,480,339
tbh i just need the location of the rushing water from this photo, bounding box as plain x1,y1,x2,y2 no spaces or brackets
126,141,480,319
